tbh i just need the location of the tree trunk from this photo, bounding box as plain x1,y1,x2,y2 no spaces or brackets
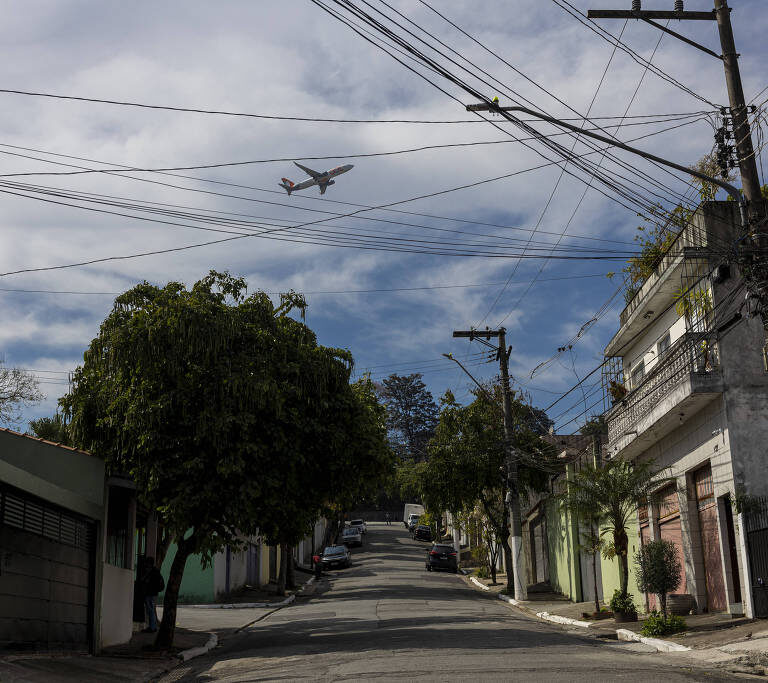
154,535,194,649
660,592,667,620
592,550,600,613
500,532,513,591
276,545,288,597
286,546,296,590
155,528,173,568
614,526,629,596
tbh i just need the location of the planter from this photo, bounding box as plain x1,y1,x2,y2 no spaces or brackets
667,593,695,616
614,610,638,623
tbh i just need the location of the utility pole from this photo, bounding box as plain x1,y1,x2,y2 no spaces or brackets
586,1,763,221
452,328,527,600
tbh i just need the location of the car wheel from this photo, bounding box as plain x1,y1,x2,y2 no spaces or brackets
426,565,432,571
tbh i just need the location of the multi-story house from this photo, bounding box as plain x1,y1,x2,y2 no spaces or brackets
603,200,768,618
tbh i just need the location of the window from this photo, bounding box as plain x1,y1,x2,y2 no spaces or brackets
106,486,133,569
657,332,671,357
631,360,645,388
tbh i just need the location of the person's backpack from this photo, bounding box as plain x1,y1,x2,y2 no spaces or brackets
149,569,165,594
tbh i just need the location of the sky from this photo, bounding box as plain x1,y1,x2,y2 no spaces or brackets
1,0,767,433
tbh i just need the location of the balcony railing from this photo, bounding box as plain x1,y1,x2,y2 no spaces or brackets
607,332,719,448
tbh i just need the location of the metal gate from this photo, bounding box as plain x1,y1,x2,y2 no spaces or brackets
0,485,96,652
744,496,768,618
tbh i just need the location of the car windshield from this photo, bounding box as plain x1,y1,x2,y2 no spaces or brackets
343,528,358,535
324,546,346,555
350,520,363,525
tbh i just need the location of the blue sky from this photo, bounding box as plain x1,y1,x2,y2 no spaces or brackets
2,0,767,431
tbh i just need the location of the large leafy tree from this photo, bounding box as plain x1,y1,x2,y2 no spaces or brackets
424,386,553,589
379,373,439,462
61,271,379,647
28,413,71,445
561,457,671,599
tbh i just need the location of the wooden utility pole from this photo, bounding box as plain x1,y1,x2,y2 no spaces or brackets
452,328,527,600
587,1,763,221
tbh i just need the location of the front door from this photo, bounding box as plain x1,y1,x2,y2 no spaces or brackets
694,465,727,612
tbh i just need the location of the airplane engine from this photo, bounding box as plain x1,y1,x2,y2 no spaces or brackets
327,180,335,186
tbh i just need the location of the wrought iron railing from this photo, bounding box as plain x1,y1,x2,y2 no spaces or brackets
607,332,719,447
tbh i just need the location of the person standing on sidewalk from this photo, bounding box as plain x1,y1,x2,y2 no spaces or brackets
385,512,391,526
140,556,165,633
313,552,322,579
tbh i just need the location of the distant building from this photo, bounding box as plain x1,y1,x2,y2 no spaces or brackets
0,428,136,653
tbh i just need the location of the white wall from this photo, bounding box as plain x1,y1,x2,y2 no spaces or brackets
100,564,134,647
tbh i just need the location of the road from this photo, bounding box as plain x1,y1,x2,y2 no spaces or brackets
167,523,734,681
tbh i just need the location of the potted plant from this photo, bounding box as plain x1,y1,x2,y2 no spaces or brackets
609,589,638,622
608,380,627,404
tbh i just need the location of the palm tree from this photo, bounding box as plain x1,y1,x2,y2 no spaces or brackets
562,457,671,598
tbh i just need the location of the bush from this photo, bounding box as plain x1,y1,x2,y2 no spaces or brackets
609,589,637,614
475,565,489,579
640,611,687,637
634,539,682,619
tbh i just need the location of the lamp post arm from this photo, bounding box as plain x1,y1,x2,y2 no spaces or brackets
469,103,747,229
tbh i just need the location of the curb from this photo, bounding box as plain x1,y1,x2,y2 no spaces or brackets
470,576,490,591
183,593,299,610
178,632,218,662
535,611,594,629
616,628,691,652
497,593,522,607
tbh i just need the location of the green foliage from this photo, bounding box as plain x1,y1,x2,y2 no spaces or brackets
378,373,439,462
475,564,490,579
28,413,71,446
635,539,682,619
732,484,764,515
579,415,607,437
640,611,687,637
673,287,713,320
560,457,671,598
609,589,637,614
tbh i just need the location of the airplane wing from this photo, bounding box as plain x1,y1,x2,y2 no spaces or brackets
294,162,323,179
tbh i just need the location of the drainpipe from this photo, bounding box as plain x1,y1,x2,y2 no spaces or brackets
736,512,754,618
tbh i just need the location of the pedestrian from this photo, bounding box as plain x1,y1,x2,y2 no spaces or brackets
313,552,322,579
133,556,147,625
385,512,391,526
140,556,165,633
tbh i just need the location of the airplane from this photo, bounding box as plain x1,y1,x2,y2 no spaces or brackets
278,161,354,196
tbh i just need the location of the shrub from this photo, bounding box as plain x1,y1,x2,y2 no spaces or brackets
609,589,637,614
475,565,489,579
640,611,687,637
634,539,682,619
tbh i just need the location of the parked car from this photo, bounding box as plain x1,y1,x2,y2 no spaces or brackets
406,514,420,531
349,518,367,534
342,526,363,547
321,545,351,569
413,524,433,542
426,543,458,572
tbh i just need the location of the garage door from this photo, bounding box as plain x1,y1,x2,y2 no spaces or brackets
0,485,96,652
694,465,727,612
657,486,687,596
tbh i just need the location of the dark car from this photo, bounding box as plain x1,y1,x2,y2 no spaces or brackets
426,543,458,572
413,524,433,542
321,545,351,569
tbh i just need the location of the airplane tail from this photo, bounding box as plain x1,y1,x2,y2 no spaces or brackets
279,177,295,195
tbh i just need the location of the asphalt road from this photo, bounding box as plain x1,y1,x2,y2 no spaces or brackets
166,523,735,682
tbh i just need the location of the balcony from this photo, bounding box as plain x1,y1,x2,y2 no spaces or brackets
604,219,710,358
606,333,723,460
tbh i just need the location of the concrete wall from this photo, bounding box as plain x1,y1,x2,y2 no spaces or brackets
599,517,642,611
159,543,213,603
100,564,134,647
545,493,581,602
213,546,249,598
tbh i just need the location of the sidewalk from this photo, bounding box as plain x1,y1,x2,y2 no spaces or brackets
464,572,767,672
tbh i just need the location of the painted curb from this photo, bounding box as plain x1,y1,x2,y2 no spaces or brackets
535,611,594,629
497,593,521,606
178,632,218,662
616,628,691,652
470,576,490,591
184,592,297,610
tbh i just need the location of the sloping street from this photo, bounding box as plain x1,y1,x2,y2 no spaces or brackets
166,523,733,681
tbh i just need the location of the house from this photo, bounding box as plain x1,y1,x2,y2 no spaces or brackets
602,200,768,618
0,428,136,653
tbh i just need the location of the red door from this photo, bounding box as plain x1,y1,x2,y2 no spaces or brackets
657,486,686,596
694,465,727,612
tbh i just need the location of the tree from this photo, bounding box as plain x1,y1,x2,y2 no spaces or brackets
28,413,71,445
561,457,671,599
0,363,43,426
379,373,439,462
424,385,553,590
635,539,682,620
61,271,378,647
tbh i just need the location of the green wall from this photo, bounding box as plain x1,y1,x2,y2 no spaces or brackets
545,490,582,602
158,543,214,604
599,518,643,612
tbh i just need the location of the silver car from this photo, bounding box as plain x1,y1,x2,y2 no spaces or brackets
342,527,363,547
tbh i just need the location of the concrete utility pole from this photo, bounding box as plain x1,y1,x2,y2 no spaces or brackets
586,0,763,221
452,328,527,601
